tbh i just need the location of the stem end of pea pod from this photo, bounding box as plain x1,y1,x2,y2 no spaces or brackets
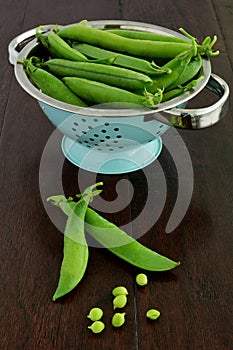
76,182,103,202
178,28,197,42
47,194,73,206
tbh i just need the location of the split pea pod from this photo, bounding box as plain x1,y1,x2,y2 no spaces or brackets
58,23,194,59
47,183,103,301
41,58,153,91
36,28,88,62
107,28,190,43
17,58,87,106
62,77,162,107
72,43,170,75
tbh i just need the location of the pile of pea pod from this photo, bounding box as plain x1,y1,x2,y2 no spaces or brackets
17,21,219,108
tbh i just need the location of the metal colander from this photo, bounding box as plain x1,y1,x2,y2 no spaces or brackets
8,20,229,174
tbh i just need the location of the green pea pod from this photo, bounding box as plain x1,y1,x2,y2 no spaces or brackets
36,27,88,62
84,208,180,271
147,49,194,93
167,55,203,90
17,58,87,107
106,29,190,43
72,43,171,75
47,182,103,301
62,77,161,108
52,199,180,271
161,76,204,102
57,23,194,59
41,58,153,91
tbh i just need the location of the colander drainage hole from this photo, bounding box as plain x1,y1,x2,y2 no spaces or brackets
114,127,119,131
101,129,107,133
74,122,78,126
116,135,122,138
72,128,76,131
81,118,86,122
94,134,99,137
105,135,111,139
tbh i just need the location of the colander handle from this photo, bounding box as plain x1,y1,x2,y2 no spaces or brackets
161,74,230,129
8,25,55,65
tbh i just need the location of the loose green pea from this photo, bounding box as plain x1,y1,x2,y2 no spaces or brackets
136,273,148,286
87,307,103,321
88,320,105,334
113,294,127,309
112,312,126,327
112,286,129,297
146,309,160,320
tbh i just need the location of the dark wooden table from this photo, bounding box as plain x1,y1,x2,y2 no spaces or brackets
1,1,232,349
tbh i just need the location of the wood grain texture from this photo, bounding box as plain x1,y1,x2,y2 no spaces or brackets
0,1,232,349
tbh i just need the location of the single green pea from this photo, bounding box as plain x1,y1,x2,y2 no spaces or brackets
113,294,127,309
146,309,160,320
112,286,129,297
112,312,126,327
87,307,103,321
136,273,148,286
88,320,105,334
